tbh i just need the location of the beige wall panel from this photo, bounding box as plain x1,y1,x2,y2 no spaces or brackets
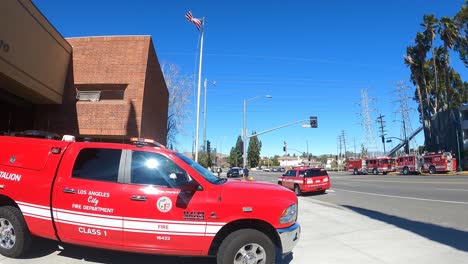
0,0,72,103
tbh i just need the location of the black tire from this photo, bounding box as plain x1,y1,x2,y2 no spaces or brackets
373,168,378,175
429,166,436,174
0,206,32,258
217,229,275,264
353,169,358,175
278,181,282,186
294,185,302,196
403,167,409,175
383,171,388,175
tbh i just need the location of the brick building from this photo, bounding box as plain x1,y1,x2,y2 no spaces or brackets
0,1,168,144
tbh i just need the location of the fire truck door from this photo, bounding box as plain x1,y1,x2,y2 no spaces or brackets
53,146,124,247
121,150,209,254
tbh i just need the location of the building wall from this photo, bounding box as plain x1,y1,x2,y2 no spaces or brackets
0,0,72,104
59,36,168,142
141,39,168,145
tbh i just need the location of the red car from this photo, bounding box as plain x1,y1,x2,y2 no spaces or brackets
278,167,331,195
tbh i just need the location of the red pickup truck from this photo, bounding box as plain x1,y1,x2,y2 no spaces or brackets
0,135,300,263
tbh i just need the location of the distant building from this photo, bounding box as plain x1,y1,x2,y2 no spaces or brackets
279,156,302,167
0,1,168,144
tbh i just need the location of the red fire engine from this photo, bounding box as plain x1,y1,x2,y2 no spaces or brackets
346,158,367,175
396,155,422,174
396,152,456,175
421,152,456,174
365,157,395,175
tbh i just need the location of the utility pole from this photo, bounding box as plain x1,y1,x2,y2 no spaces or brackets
376,114,386,155
203,78,207,151
340,130,347,159
354,137,357,158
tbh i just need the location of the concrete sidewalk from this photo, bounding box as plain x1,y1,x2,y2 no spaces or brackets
292,197,468,264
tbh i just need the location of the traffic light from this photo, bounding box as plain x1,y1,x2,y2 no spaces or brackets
283,141,287,152
310,116,318,128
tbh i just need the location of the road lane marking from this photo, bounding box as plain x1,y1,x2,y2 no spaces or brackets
435,188,468,192
334,179,468,184
333,188,468,205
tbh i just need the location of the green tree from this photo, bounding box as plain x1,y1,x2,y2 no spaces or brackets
454,0,468,66
197,151,208,168
271,156,280,166
247,132,262,168
422,14,440,99
228,136,243,167
439,17,459,109
206,140,213,168
360,144,368,158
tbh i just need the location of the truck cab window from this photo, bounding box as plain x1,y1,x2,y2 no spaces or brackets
72,148,122,182
130,151,191,188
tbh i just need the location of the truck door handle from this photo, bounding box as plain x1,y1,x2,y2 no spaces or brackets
62,188,76,194
131,195,147,201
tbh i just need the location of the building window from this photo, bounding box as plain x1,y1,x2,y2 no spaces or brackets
75,84,127,101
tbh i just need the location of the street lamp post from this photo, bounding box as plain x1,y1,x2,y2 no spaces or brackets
243,95,272,169
202,79,216,151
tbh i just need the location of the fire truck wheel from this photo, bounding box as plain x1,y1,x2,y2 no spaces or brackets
217,229,275,264
0,206,32,258
294,185,302,196
429,166,436,174
372,168,378,175
403,167,409,175
353,169,358,175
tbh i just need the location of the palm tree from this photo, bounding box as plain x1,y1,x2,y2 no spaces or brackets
454,0,468,66
439,17,459,109
421,15,440,100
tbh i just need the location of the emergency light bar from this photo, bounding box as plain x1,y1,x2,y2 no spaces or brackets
130,137,165,148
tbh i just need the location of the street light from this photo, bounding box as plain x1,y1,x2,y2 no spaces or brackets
203,79,216,151
243,95,272,169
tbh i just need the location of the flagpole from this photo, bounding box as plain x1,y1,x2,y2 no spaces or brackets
194,18,205,163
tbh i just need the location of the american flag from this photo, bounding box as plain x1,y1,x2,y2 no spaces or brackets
185,11,202,31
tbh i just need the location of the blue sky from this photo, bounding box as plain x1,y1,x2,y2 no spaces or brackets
34,0,467,157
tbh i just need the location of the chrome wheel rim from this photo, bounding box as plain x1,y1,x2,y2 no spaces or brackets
233,243,266,264
0,218,16,249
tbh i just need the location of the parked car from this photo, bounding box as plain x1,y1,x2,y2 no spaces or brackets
278,167,330,196
227,167,242,178
272,167,280,172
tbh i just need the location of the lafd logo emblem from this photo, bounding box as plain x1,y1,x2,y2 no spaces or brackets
157,197,172,213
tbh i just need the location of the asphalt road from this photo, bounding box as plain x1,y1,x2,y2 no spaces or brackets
2,170,468,263
250,170,468,231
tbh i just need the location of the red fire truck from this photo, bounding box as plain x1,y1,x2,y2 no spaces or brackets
396,155,422,174
0,134,300,262
396,152,456,175
421,152,456,174
346,158,367,175
366,157,395,175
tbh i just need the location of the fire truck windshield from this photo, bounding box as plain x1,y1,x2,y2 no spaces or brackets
175,153,222,184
